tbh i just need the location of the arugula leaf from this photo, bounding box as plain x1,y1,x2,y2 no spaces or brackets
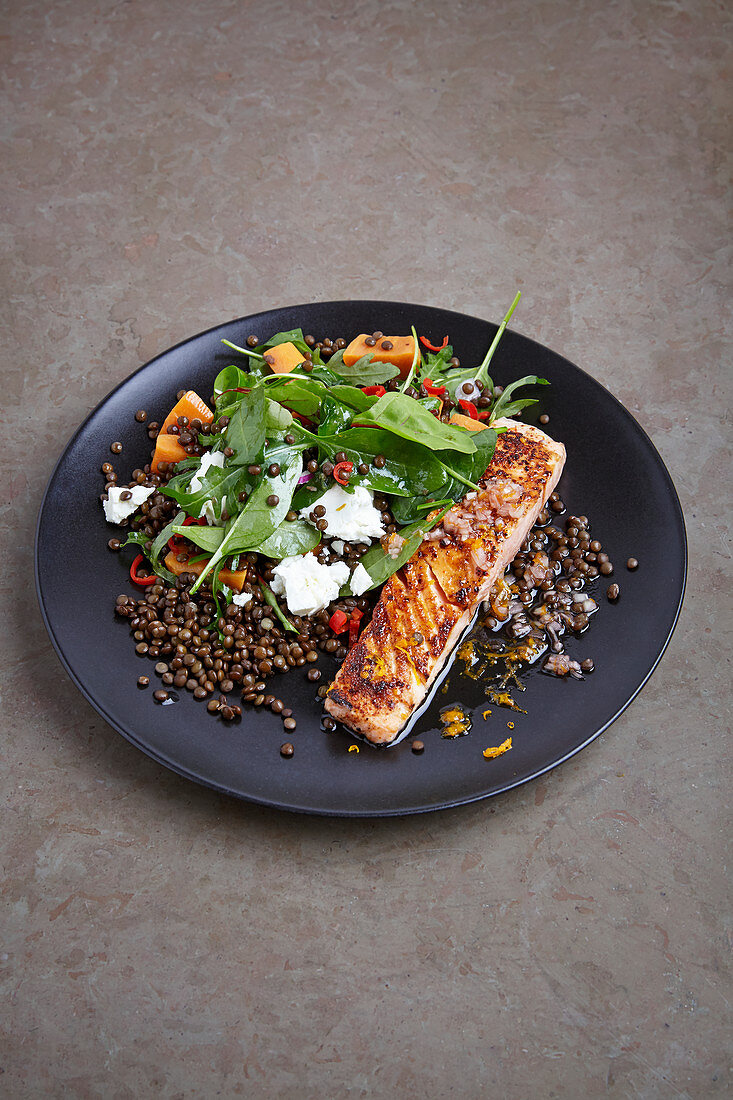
119,510,184,584
417,343,454,380
326,349,399,386
490,376,548,422
161,464,250,520
258,518,320,559
360,392,477,455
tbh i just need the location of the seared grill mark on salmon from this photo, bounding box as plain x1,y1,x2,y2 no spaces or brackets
325,419,566,744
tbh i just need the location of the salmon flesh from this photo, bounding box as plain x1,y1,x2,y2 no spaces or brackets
324,418,566,744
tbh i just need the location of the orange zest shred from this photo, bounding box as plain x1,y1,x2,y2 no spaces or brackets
483,737,512,760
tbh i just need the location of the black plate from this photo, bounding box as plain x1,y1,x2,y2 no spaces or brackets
35,301,686,816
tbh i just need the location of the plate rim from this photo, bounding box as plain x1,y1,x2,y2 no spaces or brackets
34,299,688,817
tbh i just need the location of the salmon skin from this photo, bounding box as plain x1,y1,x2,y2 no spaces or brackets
324,419,566,744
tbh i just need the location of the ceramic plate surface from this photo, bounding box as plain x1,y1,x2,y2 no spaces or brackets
35,301,686,816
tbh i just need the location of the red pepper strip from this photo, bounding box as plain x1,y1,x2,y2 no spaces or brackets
419,335,449,353
477,409,493,420
168,514,207,552
422,378,447,397
130,553,156,586
333,461,354,486
329,609,349,634
458,399,479,420
361,385,386,397
348,608,364,648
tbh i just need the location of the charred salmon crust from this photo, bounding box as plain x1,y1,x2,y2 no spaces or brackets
325,419,566,744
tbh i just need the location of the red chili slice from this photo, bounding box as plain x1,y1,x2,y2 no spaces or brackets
458,399,479,420
362,385,386,397
419,335,449,353
130,553,156,586
329,609,349,634
348,608,364,648
423,378,447,397
333,461,354,486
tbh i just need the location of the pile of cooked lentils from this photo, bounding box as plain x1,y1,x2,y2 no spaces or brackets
102,331,635,755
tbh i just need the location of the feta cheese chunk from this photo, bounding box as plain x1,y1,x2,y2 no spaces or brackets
103,484,155,524
232,590,252,608
190,449,225,493
199,499,219,525
187,451,227,522
300,484,384,543
349,562,372,596
270,555,350,617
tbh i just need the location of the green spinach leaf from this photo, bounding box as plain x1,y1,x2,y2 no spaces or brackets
224,386,266,466
327,349,399,386
258,518,320,560
317,427,446,498
189,456,302,593
360,392,477,455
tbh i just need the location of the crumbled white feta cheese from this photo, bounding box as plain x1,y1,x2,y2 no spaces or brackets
349,562,372,596
232,590,252,608
190,450,225,493
300,484,384,543
103,484,155,524
199,499,219,525
331,539,345,556
270,555,350,617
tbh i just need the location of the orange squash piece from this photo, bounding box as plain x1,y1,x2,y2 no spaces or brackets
449,412,490,433
152,391,214,474
342,334,420,379
151,432,190,473
263,341,306,374
164,549,247,593
160,391,214,435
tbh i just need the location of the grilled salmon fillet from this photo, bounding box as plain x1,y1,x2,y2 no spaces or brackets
324,418,566,743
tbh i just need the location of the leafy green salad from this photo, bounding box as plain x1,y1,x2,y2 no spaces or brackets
121,294,547,627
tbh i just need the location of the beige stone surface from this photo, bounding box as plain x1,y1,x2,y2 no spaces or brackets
3,0,731,1096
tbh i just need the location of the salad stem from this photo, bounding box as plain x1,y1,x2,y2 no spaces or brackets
259,579,297,633
221,338,265,361
473,291,521,388
399,326,421,393
437,461,481,492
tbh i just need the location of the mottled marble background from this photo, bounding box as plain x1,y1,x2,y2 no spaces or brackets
3,1,730,1097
